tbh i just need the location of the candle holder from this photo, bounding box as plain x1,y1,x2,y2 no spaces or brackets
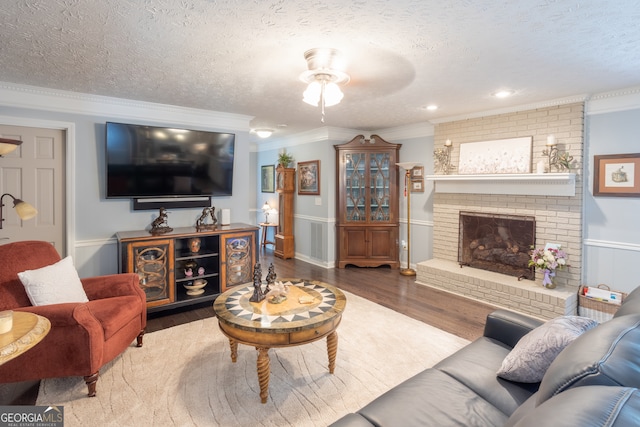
434,140,455,174
542,135,574,172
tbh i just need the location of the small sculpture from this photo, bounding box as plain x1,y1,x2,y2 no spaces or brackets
249,263,265,303
150,207,173,234
264,263,277,294
265,281,289,304
196,207,218,231
188,238,201,253
198,266,205,276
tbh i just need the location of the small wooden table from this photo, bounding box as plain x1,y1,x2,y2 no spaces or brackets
259,222,277,249
0,311,51,365
214,279,347,403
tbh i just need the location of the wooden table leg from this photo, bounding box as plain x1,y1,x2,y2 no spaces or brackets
256,346,270,403
327,331,338,374
229,338,238,363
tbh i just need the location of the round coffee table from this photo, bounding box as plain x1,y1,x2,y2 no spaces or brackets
0,311,51,365
213,278,347,403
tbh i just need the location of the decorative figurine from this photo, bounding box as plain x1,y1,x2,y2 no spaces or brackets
183,260,197,278
264,263,277,294
188,238,201,253
149,207,173,234
196,206,218,231
198,266,205,276
249,263,265,303
265,281,289,304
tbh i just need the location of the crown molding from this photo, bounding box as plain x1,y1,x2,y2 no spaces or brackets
586,86,640,115
0,82,252,132
429,95,589,124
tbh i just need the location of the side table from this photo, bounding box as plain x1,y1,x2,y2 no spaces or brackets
260,222,277,249
0,312,51,365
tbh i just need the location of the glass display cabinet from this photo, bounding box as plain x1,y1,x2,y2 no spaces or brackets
335,135,400,268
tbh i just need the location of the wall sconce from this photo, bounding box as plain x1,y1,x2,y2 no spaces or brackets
434,139,456,174
0,138,22,157
0,193,37,229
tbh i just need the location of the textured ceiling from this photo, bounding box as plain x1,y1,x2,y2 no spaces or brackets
1,0,640,137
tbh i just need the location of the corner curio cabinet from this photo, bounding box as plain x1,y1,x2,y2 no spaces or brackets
335,135,401,268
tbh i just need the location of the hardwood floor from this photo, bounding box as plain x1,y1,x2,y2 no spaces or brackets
1,248,497,405
149,248,497,340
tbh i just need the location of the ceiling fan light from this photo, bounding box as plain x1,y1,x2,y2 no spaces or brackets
323,82,344,107
303,81,321,106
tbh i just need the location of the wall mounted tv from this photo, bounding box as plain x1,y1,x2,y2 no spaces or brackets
106,122,235,199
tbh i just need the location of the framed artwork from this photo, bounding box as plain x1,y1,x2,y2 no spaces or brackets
411,179,424,193
411,166,424,178
593,153,640,197
261,165,274,193
458,136,532,174
298,160,320,195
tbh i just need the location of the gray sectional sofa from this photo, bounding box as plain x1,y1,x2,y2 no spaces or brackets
330,287,640,426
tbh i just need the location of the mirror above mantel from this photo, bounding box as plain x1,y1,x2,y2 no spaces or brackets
425,173,576,196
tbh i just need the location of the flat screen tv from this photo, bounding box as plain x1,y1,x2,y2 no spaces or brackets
106,122,235,199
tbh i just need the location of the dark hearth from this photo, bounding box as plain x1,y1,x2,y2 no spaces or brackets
458,212,535,279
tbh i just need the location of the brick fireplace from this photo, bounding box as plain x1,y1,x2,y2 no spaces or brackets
416,103,584,320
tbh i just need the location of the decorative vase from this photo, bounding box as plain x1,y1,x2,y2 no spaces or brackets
188,238,201,253
542,268,556,289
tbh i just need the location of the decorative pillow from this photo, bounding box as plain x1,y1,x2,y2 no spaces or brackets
18,256,89,306
497,315,598,383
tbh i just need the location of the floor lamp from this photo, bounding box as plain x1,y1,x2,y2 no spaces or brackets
396,162,421,276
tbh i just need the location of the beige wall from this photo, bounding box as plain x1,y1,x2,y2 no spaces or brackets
432,103,584,289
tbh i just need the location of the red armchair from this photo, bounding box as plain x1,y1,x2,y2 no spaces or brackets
0,241,146,396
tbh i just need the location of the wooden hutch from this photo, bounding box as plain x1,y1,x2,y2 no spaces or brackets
335,135,400,268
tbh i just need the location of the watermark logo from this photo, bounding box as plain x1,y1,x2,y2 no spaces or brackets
0,405,64,427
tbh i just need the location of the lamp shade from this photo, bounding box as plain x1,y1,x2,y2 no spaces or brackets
14,199,38,220
323,82,344,107
0,138,22,156
262,202,270,212
303,81,322,106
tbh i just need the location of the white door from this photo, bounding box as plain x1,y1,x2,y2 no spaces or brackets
0,125,66,253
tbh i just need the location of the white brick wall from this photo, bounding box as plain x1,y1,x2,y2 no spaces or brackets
417,103,584,318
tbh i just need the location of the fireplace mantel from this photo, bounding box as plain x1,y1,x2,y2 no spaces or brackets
425,173,576,196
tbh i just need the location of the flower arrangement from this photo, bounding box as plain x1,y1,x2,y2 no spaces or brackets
528,246,568,289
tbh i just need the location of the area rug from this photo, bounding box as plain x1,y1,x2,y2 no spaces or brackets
36,291,469,426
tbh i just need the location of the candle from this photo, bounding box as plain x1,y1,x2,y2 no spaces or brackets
445,139,452,147
546,135,556,146
0,310,13,334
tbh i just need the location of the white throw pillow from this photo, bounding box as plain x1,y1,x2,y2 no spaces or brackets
18,256,89,306
497,315,598,383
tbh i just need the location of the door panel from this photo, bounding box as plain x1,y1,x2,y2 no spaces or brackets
0,125,65,251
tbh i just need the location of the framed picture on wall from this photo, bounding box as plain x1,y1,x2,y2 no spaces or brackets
261,165,275,193
593,153,640,197
298,160,320,195
411,166,424,178
411,179,424,193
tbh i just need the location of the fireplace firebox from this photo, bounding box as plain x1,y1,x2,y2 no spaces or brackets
458,212,535,280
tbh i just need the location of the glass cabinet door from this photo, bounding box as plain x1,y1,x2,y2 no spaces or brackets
369,152,391,222
130,240,174,305
344,152,366,223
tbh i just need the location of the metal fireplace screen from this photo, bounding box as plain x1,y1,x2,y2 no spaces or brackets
458,212,535,280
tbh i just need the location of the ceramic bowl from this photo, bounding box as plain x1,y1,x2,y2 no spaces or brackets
184,279,207,296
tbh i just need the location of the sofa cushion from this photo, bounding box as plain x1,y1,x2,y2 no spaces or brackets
507,386,640,427
497,316,598,383
435,337,539,416
352,368,509,427
18,256,89,306
537,314,640,405
86,296,144,341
